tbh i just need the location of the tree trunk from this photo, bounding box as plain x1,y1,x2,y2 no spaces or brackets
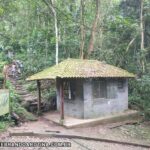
80,0,85,59
87,0,100,57
45,38,48,61
140,0,145,73
54,8,59,65
43,0,59,65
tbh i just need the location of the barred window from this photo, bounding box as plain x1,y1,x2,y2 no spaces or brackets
118,79,124,89
107,81,117,99
63,80,83,100
92,79,107,99
64,80,76,100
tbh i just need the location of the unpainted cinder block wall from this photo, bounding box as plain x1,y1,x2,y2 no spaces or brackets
83,78,128,119
56,79,84,118
56,78,128,119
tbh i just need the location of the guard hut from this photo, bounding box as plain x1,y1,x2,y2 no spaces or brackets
27,58,135,122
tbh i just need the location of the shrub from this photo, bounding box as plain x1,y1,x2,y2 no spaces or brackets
0,115,13,132
129,75,150,120
6,80,37,122
0,121,8,132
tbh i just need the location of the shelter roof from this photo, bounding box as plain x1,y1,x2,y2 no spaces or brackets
27,58,135,81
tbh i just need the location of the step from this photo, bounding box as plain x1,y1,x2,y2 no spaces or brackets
16,91,29,95
24,97,37,102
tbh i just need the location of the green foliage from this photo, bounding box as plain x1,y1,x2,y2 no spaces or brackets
129,76,150,120
0,61,7,72
42,88,56,102
13,106,37,121
6,80,37,121
26,82,37,92
0,121,8,132
0,115,13,132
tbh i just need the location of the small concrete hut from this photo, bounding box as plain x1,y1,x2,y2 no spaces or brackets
27,58,135,120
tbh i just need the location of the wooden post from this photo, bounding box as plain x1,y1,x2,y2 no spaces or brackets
60,79,64,124
37,80,41,115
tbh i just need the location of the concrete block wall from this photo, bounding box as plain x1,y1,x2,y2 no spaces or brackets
56,78,128,119
63,99,84,118
83,78,128,119
56,79,84,118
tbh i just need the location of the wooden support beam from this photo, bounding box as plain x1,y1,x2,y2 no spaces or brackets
37,80,41,115
60,79,64,124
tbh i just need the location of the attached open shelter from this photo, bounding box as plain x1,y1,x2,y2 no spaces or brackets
27,58,135,123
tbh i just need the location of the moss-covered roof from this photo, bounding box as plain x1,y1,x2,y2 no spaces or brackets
26,58,135,81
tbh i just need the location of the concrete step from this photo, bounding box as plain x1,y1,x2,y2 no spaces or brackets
16,89,27,92
24,97,37,102
21,94,35,98
44,110,141,129
16,91,29,95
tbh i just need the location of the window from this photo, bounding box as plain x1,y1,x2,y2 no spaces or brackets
64,80,83,100
118,79,124,89
107,81,117,99
76,80,83,99
64,80,76,100
92,79,107,99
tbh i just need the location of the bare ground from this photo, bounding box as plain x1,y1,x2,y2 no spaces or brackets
0,116,150,150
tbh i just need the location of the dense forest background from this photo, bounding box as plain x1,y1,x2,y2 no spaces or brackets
0,0,150,119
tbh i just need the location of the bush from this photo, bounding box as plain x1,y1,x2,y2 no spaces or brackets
129,75,150,120
0,121,8,132
26,82,37,92
6,80,37,122
0,115,13,132
13,106,37,121
0,61,7,72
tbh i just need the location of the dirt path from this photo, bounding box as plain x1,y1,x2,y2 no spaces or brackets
8,116,150,143
0,118,149,150
0,136,148,150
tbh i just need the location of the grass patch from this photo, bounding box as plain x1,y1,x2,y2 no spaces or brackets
114,123,150,141
0,121,9,132
13,106,37,121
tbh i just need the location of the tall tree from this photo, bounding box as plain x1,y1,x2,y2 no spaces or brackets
140,0,145,73
79,0,85,59
43,0,59,65
87,0,100,57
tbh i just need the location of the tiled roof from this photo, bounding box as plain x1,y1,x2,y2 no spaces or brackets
26,58,135,81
